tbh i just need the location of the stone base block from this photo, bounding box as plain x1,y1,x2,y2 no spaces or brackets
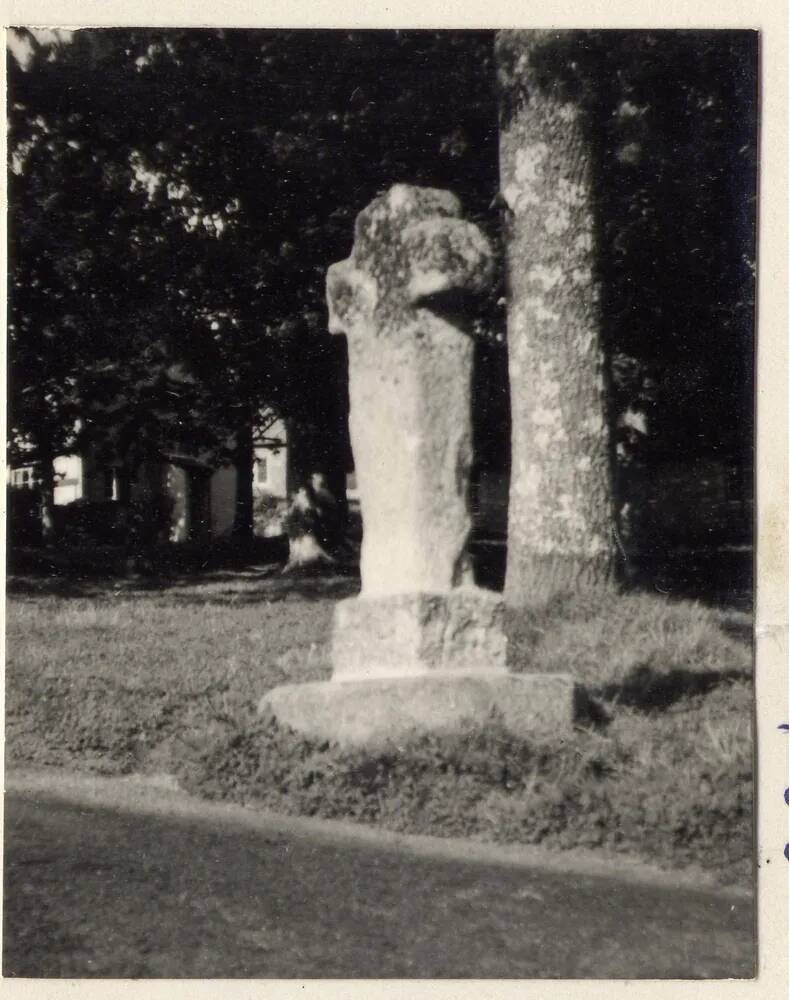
331,589,507,680
259,673,576,749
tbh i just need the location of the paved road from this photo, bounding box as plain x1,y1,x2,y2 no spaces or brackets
3,779,754,979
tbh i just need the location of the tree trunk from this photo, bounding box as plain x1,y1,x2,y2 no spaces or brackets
286,414,348,547
317,425,348,546
38,438,56,545
496,30,617,607
282,406,352,572
282,483,336,574
232,419,255,547
282,532,335,573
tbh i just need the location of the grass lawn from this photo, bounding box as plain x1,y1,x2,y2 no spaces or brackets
5,569,753,885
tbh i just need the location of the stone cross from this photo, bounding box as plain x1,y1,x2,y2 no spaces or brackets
324,185,509,683
260,184,575,746
326,184,493,597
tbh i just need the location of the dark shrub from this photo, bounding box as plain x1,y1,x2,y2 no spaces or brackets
6,486,42,547
59,499,130,546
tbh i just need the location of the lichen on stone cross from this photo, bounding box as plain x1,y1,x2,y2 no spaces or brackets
326,185,495,597
327,184,493,337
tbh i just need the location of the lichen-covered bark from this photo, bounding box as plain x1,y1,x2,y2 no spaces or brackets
497,30,616,606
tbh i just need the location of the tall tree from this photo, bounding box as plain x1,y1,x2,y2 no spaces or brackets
495,29,757,603
496,30,618,605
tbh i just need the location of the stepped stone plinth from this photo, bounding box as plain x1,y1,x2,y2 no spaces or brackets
260,185,576,748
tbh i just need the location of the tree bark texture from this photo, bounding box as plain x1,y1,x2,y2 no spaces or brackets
497,30,616,606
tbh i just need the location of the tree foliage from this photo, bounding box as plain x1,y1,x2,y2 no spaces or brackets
8,29,215,477
8,29,756,541
8,29,498,501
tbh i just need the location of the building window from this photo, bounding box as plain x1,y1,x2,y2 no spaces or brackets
255,457,268,485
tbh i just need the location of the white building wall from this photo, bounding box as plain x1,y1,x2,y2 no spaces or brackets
253,417,288,499
8,465,36,489
53,454,84,505
253,445,288,499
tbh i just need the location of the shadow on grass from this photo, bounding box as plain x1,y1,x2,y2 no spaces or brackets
6,567,361,605
9,535,752,610
162,574,362,607
715,615,754,644
594,666,752,713
6,575,118,600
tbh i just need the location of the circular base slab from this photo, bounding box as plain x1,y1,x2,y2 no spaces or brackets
259,672,577,749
